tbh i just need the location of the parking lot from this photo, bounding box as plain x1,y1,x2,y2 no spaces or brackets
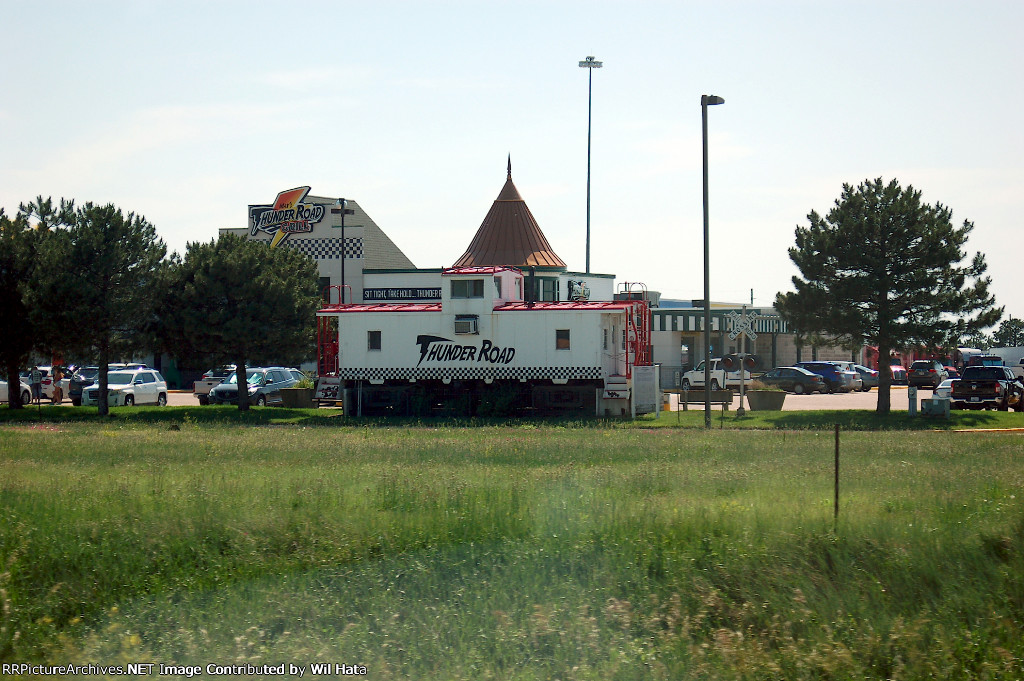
670,386,915,412
28,386,920,411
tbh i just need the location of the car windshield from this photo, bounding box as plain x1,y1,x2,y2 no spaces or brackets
75,368,100,380
107,372,135,384
226,372,264,385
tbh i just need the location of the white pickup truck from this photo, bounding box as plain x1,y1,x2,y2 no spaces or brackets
680,358,752,391
193,365,235,405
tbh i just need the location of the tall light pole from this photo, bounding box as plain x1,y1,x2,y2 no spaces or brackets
702,94,724,429
579,55,602,274
332,198,354,303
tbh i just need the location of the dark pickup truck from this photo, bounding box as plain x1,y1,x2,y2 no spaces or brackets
949,366,1023,411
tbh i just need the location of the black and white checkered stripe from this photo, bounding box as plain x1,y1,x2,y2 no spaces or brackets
338,366,603,382
255,236,363,261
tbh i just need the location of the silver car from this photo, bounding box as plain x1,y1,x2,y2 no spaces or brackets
934,378,957,400
207,367,299,406
829,361,864,392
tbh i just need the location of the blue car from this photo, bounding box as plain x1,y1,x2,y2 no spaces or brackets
794,361,855,393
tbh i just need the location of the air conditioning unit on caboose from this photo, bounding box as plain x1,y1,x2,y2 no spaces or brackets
454,315,479,335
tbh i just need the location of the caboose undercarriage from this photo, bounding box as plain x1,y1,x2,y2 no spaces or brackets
337,378,605,417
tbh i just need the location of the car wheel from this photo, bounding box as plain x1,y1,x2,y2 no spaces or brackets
825,381,835,394
21,390,31,404
681,378,691,390
71,398,81,406
710,379,720,391
793,384,805,395
157,393,167,407
124,395,134,407
256,395,266,407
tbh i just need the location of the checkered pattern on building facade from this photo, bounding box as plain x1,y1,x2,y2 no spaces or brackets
338,366,603,382
254,236,363,261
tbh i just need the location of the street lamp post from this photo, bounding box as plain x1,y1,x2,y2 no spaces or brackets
701,94,724,429
579,55,602,274
332,198,355,303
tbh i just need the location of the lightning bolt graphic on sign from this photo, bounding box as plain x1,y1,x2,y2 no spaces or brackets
269,187,311,248
249,186,326,247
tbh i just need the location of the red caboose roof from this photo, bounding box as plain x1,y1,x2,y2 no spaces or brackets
317,303,442,315
495,301,638,312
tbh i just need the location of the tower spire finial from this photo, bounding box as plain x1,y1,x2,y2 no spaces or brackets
507,154,512,180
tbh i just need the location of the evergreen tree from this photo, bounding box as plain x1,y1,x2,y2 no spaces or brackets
776,178,1001,414
23,199,167,416
992,318,1024,348
0,208,40,408
159,233,320,411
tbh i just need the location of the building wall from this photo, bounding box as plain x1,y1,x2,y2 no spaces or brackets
650,307,858,388
222,193,415,304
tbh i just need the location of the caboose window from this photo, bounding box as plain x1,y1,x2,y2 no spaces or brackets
368,330,382,351
540,278,559,302
556,329,570,350
451,279,484,298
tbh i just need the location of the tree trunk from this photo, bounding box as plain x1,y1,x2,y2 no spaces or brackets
235,361,249,411
876,340,892,415
97,344,110,416
4,359,24,409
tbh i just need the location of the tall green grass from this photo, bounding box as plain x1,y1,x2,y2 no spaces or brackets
2,424,1023,678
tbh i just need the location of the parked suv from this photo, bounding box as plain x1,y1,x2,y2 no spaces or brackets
81,368,168,407
795,361,856,393
207,367,299,406
20,366,56,399
68,366,100,406
68,363,151,405
908,360,949,390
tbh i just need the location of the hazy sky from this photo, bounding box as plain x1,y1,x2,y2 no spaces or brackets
3,1,1021,321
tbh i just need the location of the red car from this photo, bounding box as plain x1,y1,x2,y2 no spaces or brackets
889,363,907,384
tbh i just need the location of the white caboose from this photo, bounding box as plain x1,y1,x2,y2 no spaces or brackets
316,266,657,416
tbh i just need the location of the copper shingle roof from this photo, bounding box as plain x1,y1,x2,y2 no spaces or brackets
453,159,566,269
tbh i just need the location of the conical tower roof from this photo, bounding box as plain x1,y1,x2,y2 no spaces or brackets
453,158,566,269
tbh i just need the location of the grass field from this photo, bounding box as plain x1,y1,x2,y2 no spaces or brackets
1,408,1023,678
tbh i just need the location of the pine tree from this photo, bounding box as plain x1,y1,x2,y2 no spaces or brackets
0,208,39,408
24,200,166,416
159,234,320,411
776,178,1001,414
